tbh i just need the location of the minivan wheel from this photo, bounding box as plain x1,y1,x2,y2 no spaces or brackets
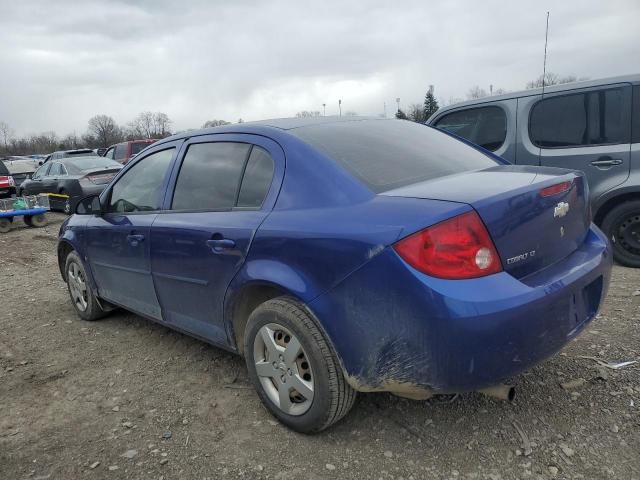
601,200,640,268
64,251,108,321
244,297,356,433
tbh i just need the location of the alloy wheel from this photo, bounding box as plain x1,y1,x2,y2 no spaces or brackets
253,323,314,416
67,262,88,312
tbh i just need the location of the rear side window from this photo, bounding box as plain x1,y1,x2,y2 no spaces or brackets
131,142,150,155
48,163,62,176
0,162,9,175
434,106,507,151
530,87,628,148
114,144,128,161
171,142,251,211
291,120,498,193
237,146,274,208
109,148,174,213
633,85,640,144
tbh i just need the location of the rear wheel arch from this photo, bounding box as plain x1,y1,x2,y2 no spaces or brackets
593,191,640,226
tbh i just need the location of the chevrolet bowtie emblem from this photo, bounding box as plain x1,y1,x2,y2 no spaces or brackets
554,202,569,218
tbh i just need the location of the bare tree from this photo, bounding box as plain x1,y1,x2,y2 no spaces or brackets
0,121,14,153
87,115,122,148
407,104,425,123
153,112,172,137
525,72,583,89
467,86,489,100
202,119,231,128
128,112,172,139
296,111,321,118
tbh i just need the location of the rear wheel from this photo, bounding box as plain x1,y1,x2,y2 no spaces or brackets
65,251,108,321
244,297,356,433
60,190,71,215
30,213,47,228
0,218,11,233
601,200,640,268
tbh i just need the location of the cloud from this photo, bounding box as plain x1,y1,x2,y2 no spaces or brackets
0,0,638,136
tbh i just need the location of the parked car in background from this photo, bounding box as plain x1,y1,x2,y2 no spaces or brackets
103,139,157,164
43,148,98,165
1,156,39,187
59,117,611,432
20,156,121,214
427,74,640,267
0,161,16,198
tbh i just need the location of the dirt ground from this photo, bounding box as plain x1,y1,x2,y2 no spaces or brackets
1,213,639,480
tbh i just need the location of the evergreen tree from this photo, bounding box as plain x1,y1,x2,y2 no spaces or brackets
395,109,408,120
423,89,439,120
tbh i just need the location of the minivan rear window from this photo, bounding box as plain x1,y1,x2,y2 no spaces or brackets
434,106,507,151
291,120,498,193
633,85,640,144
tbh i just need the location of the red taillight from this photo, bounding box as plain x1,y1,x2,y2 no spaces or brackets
393,211,502,279
539,181,571,197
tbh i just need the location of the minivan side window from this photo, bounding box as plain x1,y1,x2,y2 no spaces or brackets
171,142,251,211
237,146,274,208
108,148,175,213
434,106,507,151
530,87,628,148
632,85,640,144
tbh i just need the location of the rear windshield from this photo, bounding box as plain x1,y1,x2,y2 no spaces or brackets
0,161,9,175
64,150,97,157
291,120,498,193
65,157,121,171
131,142,152,155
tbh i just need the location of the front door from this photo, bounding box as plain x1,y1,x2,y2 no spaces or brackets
85,146,178,319
516,83,632,203
151,136,279,344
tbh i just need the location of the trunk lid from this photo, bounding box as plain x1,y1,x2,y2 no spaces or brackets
82,167,121,185
382,165,590,278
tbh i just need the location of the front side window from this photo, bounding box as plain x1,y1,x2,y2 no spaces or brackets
104,147,115,159
32,164,48,179
237,146,274,208
435,106,507,151
530,87,628,148
108,148,174,213
171,142,251,211
114,144,128,161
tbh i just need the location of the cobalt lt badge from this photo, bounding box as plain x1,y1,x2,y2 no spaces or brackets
554,201,569,218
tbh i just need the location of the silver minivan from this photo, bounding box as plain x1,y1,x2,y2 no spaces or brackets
427,74,640,267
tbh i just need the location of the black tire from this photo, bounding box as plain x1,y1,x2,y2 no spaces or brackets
60,190,71,215
64,251,108,321
0,218,11,233
601,200,640,268
30,213,47,228
24,215,33,227
244,297,356,433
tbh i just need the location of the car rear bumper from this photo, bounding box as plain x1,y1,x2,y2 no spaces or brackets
310,225,612,395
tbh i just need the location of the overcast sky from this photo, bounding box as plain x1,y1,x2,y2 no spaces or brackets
0,0,638,137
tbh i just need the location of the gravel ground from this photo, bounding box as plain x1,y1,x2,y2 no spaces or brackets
1,213,639,480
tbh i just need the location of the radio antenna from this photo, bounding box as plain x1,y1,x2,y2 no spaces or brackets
538,11,550,166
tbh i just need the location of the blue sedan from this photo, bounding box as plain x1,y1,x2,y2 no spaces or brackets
58,117,612,432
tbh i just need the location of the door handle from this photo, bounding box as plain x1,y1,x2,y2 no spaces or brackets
206,238,236,253
591,157,623,168
127,233,145,247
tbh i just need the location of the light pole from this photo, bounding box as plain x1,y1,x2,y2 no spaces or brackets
396,97,400,114
322,103,326,116
338,99,342,117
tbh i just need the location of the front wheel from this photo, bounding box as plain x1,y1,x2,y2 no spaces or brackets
244,297,356,433
64,251,108,321
601,200,640,268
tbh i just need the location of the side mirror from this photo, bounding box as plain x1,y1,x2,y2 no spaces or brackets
38,161,43,166
75,194,102,215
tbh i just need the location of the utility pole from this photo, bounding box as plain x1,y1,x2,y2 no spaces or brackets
338,99,342,117
395,97,400,113
322,103,326,116
489,84,493,96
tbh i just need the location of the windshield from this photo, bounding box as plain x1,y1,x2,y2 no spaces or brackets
131,142,153,155
65,157,122,171
291,119,499,193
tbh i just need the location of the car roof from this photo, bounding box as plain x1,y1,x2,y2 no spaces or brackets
58,155,112,164
153,116,385,148
430,73,640,115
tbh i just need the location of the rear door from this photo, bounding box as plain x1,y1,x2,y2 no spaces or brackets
517,83,632,204
150,134,281,344
85,144,180,319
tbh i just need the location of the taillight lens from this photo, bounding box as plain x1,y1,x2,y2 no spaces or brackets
539,181,572,197
8,176,15,187
393,211,502,279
